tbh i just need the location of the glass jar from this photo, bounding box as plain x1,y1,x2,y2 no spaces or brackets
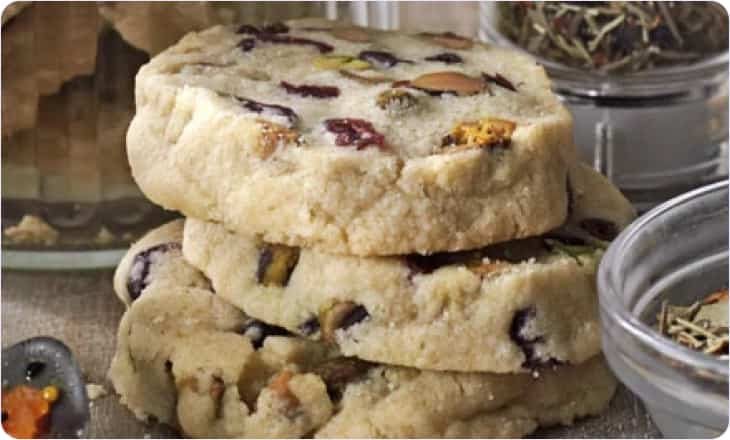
2,1,402,269
479,2,729,212
598,180,729,437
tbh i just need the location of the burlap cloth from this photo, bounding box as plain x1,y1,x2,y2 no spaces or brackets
1,269,661,438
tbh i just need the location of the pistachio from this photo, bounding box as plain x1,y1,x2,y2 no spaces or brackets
255,243,300,285
254,121,300,160
441,117,516,151
410,71,484,96
376,89,418,111
331,26,371,43
320,301,370,343
420,31,474,50
314,55,371,70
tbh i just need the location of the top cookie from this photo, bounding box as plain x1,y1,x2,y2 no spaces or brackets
127,18,577,256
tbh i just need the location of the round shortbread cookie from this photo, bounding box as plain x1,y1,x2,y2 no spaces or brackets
108,238,616,438
127,18,577,256
180,163,635,373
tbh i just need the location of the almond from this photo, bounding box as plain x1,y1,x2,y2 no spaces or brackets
411,71,484,96
332,26,371,43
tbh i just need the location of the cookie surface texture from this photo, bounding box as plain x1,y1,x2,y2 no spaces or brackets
127,18,577,256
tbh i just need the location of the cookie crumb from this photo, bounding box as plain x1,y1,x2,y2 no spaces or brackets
94,227,116,245
4,215,59,246
86,383,108,400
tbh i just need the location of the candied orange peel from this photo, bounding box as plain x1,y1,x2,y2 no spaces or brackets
442,118,517,152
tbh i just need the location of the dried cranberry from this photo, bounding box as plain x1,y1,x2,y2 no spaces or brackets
126,243,181,301
238,38,256,52
236,97,299,128
324,118,386,150
482,72,517,92
424,52,463,64
258,33,333,53
358,50,413,69
280,81,340,99
509,307,563,369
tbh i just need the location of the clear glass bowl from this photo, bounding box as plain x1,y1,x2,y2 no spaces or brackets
598,180,729,438
479,3,729,212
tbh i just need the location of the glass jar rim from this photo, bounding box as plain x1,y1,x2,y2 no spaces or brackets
598,180,730,380
481,25,729,97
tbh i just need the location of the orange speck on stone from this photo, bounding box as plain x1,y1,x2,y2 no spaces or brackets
2,385,53,438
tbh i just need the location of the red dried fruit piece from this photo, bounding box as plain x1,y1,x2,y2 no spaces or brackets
324,118,386,150
258,33,333,53
280,81,340,99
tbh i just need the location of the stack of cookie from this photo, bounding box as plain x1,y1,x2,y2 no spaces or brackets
109,18,636,438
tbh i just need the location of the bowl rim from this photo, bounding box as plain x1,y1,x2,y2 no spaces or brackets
480,21,729,95
599,180,730,379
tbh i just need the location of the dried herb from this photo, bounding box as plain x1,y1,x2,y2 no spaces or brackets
656,289,728,358
497,2,728,73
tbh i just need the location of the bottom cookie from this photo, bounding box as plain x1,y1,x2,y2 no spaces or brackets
108,227,617,438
